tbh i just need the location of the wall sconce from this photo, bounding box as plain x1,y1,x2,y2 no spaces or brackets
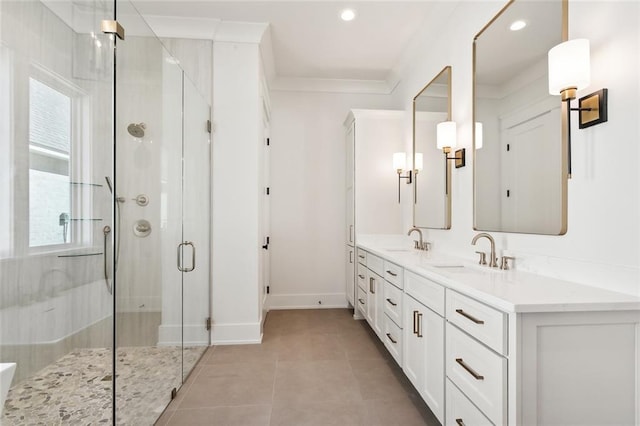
436,121,465,168
475,122,483,149
393,152,412,203
548,38,608,178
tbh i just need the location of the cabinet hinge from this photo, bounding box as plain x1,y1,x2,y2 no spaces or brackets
207,120,212,134
205,317,211,331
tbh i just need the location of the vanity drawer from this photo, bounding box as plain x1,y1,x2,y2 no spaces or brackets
366,253,384,276
356,248,367,265
446,379,494,426
356,286,367,315
383,314,403,366
357,264,367,291
447,323,506,426
404,270,445,316
446,290,507,355
384,260,403,289
383,280,403,327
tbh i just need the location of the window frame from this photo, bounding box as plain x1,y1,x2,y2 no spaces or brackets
27,65,92,254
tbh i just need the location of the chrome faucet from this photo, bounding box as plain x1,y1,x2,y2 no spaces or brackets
408,227,429,251
471,232,498,268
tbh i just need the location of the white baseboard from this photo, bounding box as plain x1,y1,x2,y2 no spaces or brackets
267,293,349,310
158,324,209,347
210,321,262,345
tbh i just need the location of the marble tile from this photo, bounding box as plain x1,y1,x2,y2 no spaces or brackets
2,346,204,426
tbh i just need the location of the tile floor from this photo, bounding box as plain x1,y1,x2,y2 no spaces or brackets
156,309,440,425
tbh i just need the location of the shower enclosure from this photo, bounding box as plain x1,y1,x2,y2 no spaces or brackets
0,0,211,424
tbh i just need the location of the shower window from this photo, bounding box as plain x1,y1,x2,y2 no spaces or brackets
27,70,89,250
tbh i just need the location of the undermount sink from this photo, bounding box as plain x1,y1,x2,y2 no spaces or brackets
432,264,465,269
383,248,413,252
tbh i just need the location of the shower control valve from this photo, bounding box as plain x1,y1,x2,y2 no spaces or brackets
133,194,149,206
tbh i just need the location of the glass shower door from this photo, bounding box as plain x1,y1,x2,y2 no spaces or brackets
181,76,211,379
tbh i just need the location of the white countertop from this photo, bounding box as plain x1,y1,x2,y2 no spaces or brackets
357,237,640,314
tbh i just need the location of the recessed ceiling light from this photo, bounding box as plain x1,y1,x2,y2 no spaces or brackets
341,9,356,22
510,20,527,31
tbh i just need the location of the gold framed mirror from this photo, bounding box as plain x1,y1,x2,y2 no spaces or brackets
473,0,568,235
413,66,452,229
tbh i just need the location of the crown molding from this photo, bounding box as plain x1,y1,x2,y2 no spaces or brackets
270,76,396,95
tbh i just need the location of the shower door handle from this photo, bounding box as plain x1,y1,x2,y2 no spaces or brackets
184,241,195,272
177,242,196,272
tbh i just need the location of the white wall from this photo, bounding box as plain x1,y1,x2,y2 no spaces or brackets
393,0,639,297
269,91,403,307
212,40,263,343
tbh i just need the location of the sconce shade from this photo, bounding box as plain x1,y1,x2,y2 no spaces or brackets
548,39,591,96
437,121,457,149
393,152,406,171
475,122,483,149
414,153,424,171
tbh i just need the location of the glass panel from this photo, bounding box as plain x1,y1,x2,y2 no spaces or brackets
182,76,211,380
114,1,185,423
1,0,115,424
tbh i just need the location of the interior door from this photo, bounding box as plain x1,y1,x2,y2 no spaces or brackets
181,76,211,380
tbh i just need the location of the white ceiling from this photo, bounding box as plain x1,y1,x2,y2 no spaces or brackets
132,1,448,91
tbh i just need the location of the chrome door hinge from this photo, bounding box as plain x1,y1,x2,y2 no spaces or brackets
205,317,211,331
101,20,125,40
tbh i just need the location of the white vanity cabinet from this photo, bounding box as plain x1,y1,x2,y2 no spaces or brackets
356,240,640,426
403,271,445,424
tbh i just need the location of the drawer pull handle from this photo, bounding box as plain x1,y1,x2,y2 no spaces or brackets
358,274,365,279
417,312,423,338
455,358,484,380
455,419,466,426
358,298,365,305
358,255,365,259
386,298,397,307
455,309,485,324
413,310,418,334
386,270,397,277
386,333,397,344
369,277,375,294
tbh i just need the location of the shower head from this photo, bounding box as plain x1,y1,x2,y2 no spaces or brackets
127,122,146,138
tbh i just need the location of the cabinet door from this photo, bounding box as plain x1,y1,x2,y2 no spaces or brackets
421,306,445,423
366,271,383,337
403,295,445,423
345,246,355,305
403,295,425,391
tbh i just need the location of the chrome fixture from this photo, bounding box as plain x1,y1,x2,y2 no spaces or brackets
408,227,430,251
127,122,146,138
133,219,152,237
500,255,516,270
548,38,608,178
471,232,497,268
102,225,113,295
